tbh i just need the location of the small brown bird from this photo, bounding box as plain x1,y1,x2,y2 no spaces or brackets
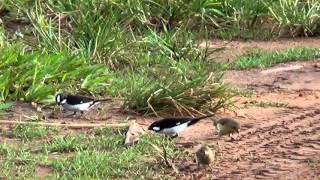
196,144,215,168
213,118,240,140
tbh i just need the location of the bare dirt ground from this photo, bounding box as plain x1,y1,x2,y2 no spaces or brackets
1,40,320,179
174,61,320,179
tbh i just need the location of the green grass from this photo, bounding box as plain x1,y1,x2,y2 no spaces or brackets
49,134,180,179
0,45,113,103
232,47,320,69
266,0,320,37
1,0,320,115
43,135,87,153
0,101,13,116
0,143,48,178
0,34,231,115
244,100,288,108
0,126,186,179
4,0,320,40
230,87,255,98
10,123,59,141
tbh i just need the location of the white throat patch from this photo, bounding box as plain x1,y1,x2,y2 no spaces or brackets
56,95,61,103
153,127,160,131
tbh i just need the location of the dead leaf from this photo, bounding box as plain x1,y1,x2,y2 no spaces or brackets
124,120,146,147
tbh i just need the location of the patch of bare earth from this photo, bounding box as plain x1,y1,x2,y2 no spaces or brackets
35,166,51,180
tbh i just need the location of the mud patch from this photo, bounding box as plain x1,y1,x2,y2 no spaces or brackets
35,165,51,179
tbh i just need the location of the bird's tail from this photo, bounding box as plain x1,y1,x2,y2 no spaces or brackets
189,114,215,126
93,98,113,104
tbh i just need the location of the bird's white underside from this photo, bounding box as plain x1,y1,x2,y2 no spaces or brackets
62,101,98,111
161,121,189,135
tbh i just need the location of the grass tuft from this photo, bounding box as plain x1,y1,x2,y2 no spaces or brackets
244,100,288,108
0,101,13,116
0,143,47,178
48,130,182,179
43,135,86,153
232,47,320,69
0,45,112,103
11,123,58,141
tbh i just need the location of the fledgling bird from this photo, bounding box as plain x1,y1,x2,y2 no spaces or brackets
148,114,214,137
55,93,112,116
196,144,215,168
213,117,240,140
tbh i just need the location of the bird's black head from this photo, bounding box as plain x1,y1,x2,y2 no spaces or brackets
55,93,66,106
148,121,161,132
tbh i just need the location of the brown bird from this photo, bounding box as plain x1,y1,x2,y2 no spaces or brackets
196,144,215,168
213,118,240,140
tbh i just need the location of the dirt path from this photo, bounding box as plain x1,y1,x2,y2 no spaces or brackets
213,105,320,179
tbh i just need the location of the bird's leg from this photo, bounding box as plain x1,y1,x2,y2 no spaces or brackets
229,133,235,142
168,133,178,139
197,162,202,169
65,111,77,118
75,111,85,119
173,133,178,138
217,131,222,137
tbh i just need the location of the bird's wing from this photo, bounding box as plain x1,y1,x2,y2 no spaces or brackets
66,95,94,105
156,117,191,129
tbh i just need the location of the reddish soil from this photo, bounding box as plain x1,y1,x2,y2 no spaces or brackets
35,165,51,180
1,55,320,179
173,61,320,179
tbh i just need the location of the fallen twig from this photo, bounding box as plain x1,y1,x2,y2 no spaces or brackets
161,144,179,173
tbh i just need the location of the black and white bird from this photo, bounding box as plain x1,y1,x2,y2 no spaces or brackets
148,114,215,137
55,93,112,116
